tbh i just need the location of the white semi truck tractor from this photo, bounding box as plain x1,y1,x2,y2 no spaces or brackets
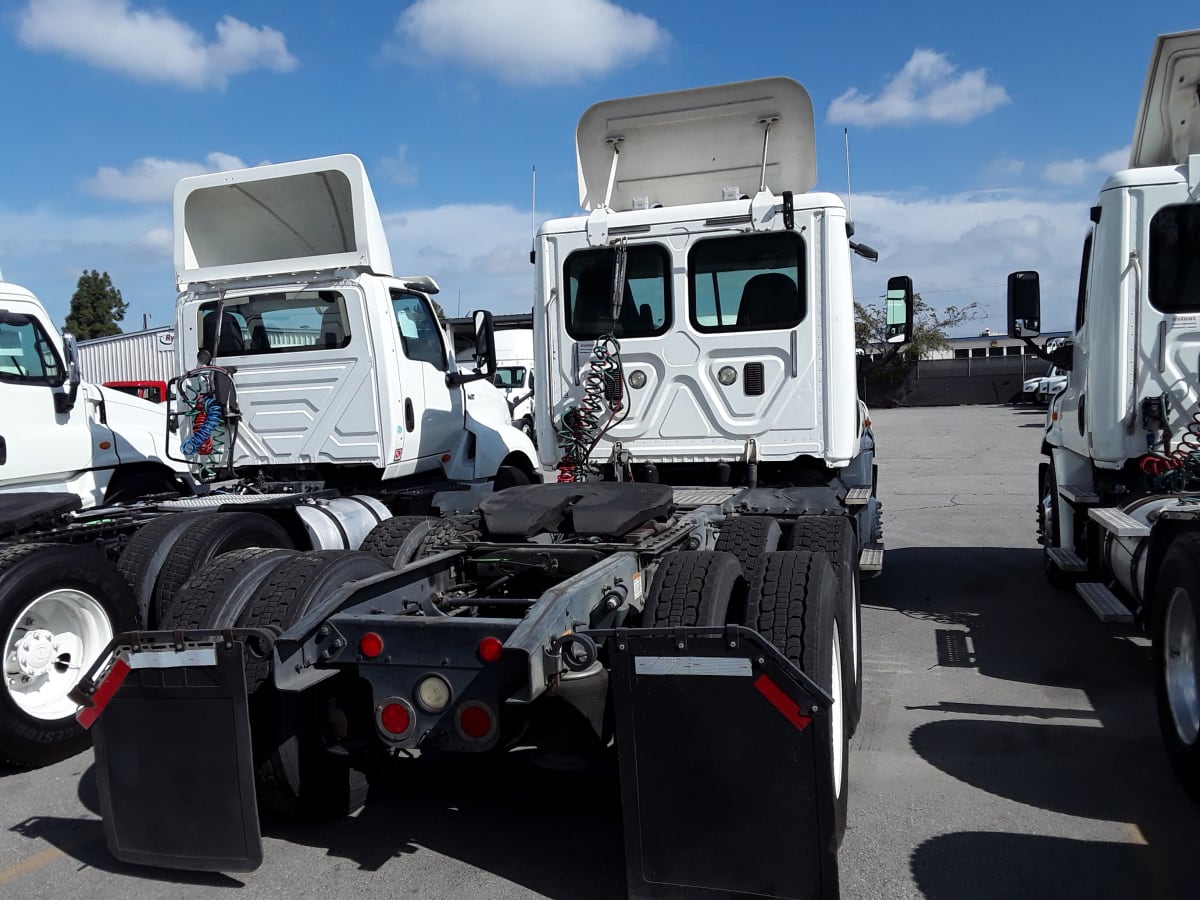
1009,29,1200,799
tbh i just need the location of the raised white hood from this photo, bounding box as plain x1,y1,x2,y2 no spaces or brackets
576,77,815,211
1131,29,1200,168
173,154,393,289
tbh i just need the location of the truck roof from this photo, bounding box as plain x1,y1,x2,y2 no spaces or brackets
575,77,815,211
1131,29,1200,168
173,154,393,289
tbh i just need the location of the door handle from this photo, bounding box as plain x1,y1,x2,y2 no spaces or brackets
405,399,415,432
0,435,6,465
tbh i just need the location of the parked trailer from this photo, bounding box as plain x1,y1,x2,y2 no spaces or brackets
1010,29,1200,799
0,156,536,770
75,78,913,897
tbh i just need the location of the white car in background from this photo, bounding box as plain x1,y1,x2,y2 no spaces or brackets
1036,366,1068,405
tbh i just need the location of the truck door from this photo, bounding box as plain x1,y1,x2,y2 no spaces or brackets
389,291,462,463
0,312,110,491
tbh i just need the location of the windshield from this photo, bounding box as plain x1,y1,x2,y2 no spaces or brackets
494,366,527,389
0,312,65,385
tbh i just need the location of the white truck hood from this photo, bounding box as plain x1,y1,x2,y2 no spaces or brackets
576,77,815,211
1131,29,1200,167
95,385,191,476
173,154,393,289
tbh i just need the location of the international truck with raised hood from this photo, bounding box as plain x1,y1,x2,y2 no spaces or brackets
73,78,913,899
1009,29,1200,800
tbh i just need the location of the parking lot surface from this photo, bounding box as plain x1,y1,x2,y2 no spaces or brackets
0,404,1194,899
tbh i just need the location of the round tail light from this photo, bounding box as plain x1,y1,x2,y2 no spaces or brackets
477,636,503,663
377,699,414,738
359,632,384,659
457,702,496,741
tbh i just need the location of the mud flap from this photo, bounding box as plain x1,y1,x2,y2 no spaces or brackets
602,625,838,900
82,633,262,872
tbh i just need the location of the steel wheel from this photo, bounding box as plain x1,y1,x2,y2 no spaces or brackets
1164,585,1200,747
4,588,112,721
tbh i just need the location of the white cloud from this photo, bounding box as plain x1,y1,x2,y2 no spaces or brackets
986,158,1025,179
378,146,418,187
83,153,250,203
1043,147,1130,185
17,0,297,90
392,0,669,85
829,49,1010,127
384,203,541,314
848,191,1092,334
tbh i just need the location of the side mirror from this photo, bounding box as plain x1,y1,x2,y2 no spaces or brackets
1007,271,1041,338
53,332,82,414
447,310,497,386
884,276,914,344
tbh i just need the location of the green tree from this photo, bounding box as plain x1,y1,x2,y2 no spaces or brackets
855,293,985,360
64,270,127,339
429,297,446,320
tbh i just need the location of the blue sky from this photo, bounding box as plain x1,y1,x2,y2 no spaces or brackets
0,0,1195,336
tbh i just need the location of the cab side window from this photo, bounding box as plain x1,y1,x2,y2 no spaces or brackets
0,314,64,385
391,292,448,371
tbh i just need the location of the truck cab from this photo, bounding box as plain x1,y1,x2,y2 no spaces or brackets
0,282,187,511
533,79,893,541
171,155,538,490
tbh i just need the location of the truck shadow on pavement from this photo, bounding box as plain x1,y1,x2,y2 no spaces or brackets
864,545,1200,899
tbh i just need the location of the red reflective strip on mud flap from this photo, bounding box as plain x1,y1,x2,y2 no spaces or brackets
753,673,812,732
76,657,131,730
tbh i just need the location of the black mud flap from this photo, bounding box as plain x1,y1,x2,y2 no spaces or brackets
79,632,263,872
602,625,838,900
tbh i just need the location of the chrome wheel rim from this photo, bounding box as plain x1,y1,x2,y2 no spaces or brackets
1165,587,1200,746
831,620,845,798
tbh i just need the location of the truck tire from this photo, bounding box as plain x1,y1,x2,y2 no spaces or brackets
788,515,863,737
158,547,300,630
1039,462,1073,591
417,516,483,559
642,551,741,627
358,516,437,569
747,550,848,846
714,516,781,579
116,512,205,627
245,551,390,818
152,511,294,625
0,543,137,768
1154,532,1200,800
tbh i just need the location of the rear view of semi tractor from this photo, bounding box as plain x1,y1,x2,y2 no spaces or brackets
1009,30,1200,799
75,78,912,898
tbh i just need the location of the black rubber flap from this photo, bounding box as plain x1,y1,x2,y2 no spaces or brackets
92,642,262,871
606,626,838,899
0,492,82,538
479,482,673,539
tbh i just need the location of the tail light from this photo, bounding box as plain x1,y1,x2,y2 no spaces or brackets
456,701,496,742
359,632,384,659
376,698,415,739
477,636,503,663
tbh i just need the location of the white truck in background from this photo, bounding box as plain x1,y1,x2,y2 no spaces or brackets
0,155,538,771
1010,29,1200,799
490,326,535,437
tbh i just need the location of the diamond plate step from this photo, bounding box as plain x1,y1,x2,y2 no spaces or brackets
860,543,884,571
844,487,871,506
1047,547,1088,573
1075,582,1134,623
1088,506,1150,537
673,488,739,508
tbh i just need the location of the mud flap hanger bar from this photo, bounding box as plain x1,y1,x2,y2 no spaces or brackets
590,624,839,899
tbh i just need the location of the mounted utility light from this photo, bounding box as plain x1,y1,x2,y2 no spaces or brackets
415,675,452,712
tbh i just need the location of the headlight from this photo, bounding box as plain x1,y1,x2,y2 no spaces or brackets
718,366,738,386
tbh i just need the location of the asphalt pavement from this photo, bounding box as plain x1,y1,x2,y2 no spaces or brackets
0,403,1195,899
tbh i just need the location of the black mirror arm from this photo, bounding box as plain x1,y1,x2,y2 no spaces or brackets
446,370,487,387
1017,335,1072,370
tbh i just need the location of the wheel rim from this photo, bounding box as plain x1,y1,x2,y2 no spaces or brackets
4,589,112,721
830,620,845,798
1164,586,1200,746
850,577,861,684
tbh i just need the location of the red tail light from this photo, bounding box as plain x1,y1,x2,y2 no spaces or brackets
379,701,413,736
359,632,384,659
477,636,503,663
457,702,495,741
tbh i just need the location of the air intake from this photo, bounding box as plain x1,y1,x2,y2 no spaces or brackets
744,362,765,396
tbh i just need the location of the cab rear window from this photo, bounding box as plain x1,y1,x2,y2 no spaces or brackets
1149,204,1200,313
689,232,805,333
564,245,671,340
